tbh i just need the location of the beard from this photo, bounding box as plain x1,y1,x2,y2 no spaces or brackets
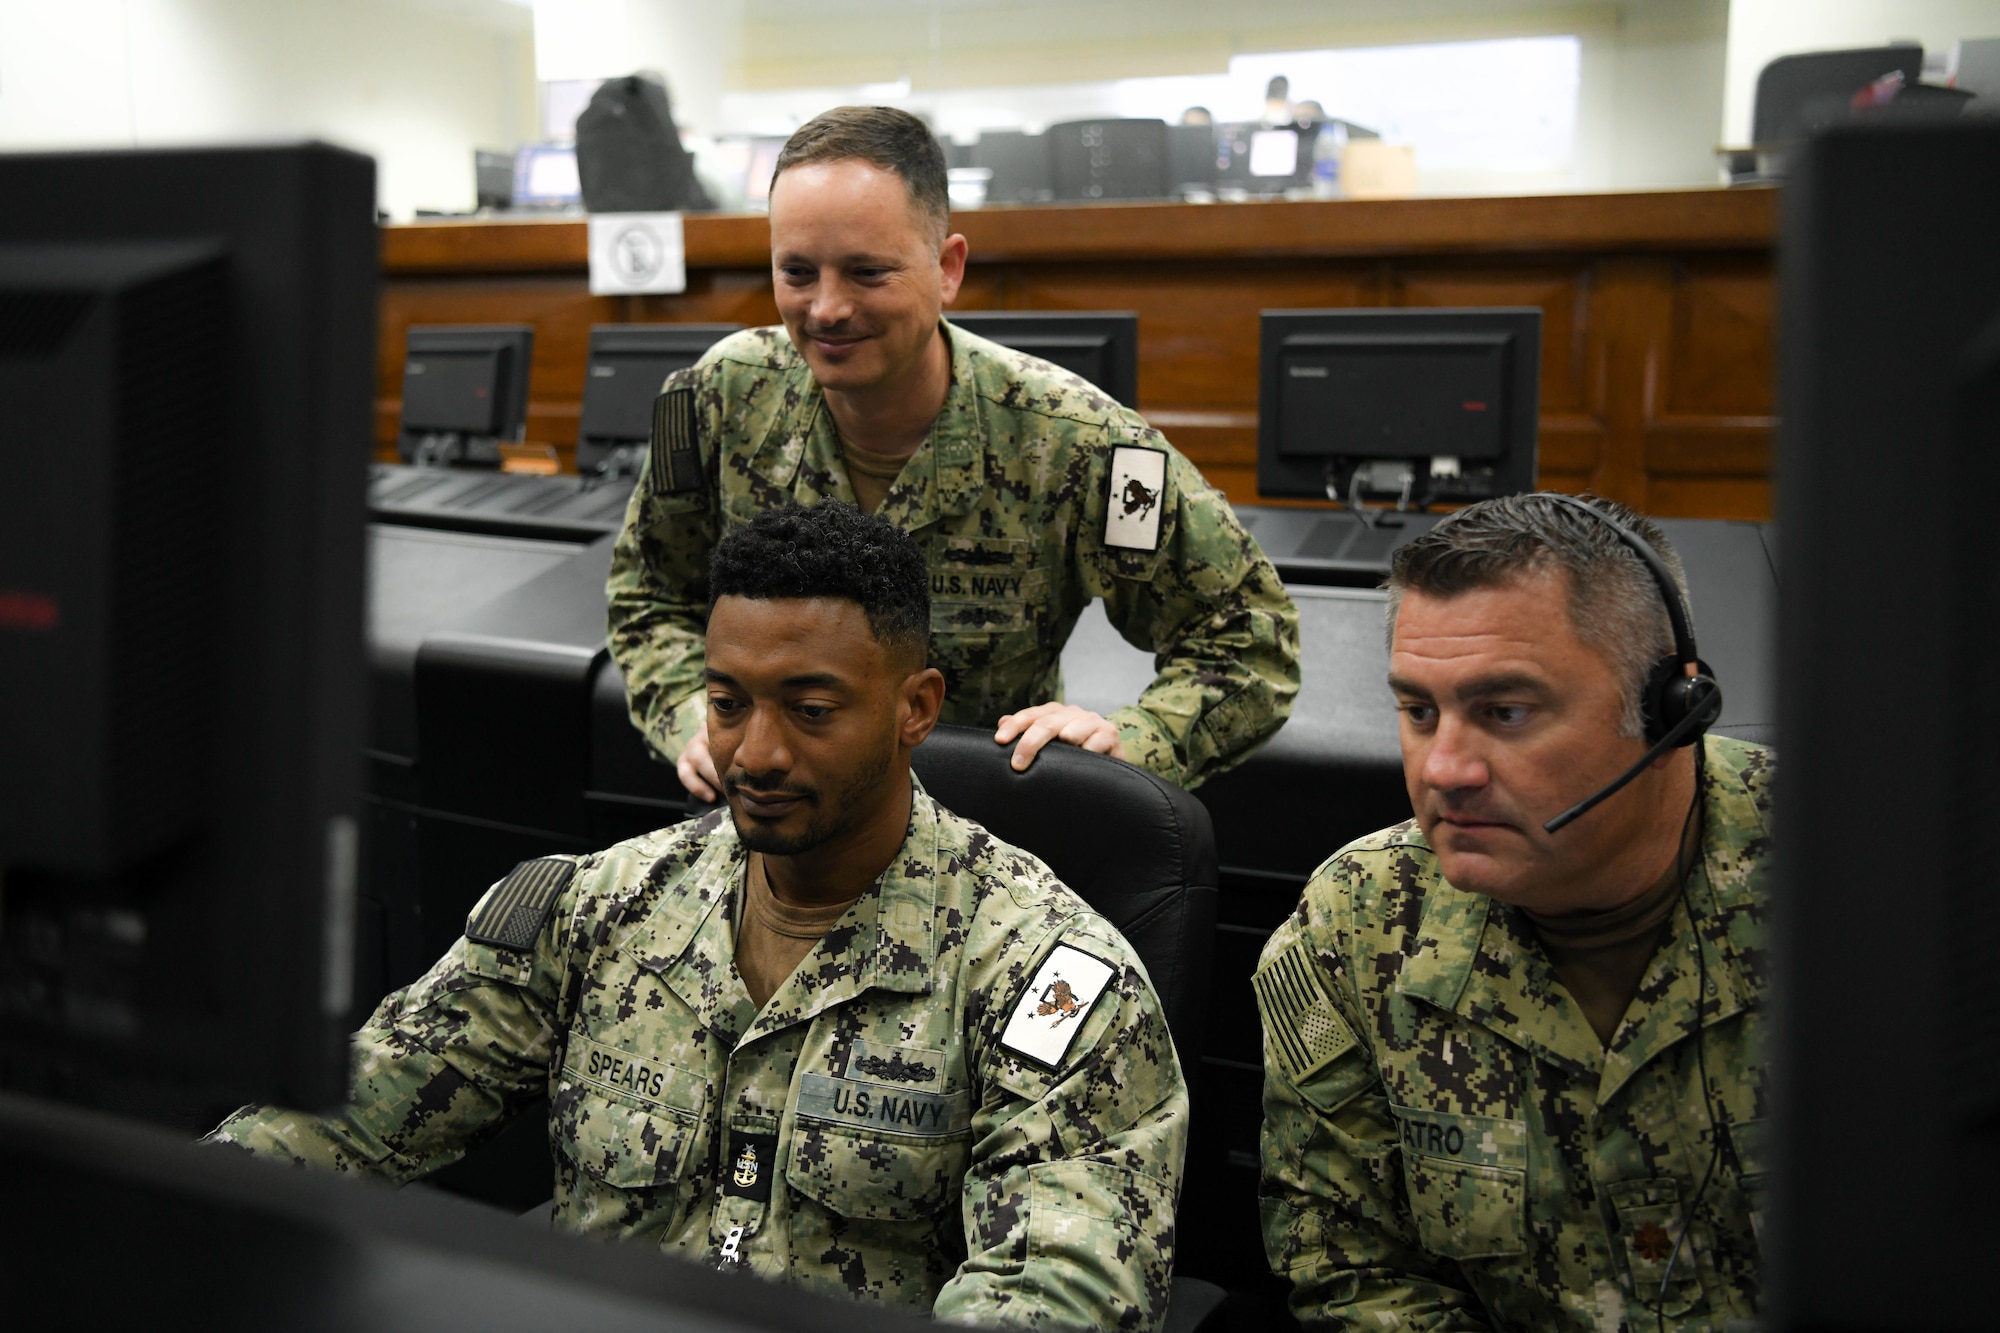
724,734,898,857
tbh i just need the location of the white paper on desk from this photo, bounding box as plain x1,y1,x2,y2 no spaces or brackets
588,212,687,295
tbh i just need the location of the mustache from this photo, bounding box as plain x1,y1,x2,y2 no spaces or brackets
1427,790,1517,825
723,771,818,802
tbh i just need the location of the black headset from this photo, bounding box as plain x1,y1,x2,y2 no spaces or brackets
1538,494,1724,834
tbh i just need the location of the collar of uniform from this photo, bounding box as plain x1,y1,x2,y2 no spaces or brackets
737,775,944,1045
856,323,989,533
1398,873,1605,1079
730,335,818,513
1597,737,1769,1104
621,819,757,1046
735,324,988,531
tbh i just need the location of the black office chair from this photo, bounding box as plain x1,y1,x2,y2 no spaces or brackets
910,725,1226,1333
911,725,1216,1057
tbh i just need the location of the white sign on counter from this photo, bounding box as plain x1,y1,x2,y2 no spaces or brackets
587,212,686,296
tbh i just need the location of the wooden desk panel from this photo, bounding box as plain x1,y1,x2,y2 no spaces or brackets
378,189,1777,518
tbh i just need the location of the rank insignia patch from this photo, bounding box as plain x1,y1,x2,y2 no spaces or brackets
999,943,1117,1070
1252,939,1357,1083
723,1131,777,1202
464,857,574,953
1104,445,1167,552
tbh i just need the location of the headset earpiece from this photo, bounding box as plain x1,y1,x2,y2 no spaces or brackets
1641,655,1722,747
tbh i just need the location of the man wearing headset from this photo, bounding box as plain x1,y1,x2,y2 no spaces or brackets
1255,493,1773,1330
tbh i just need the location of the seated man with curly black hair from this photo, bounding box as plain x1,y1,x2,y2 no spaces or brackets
207,501,1189,1331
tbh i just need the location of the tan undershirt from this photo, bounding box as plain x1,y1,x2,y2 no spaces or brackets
840,439,917,515
734,855,861,1011
1524,810,1702,1047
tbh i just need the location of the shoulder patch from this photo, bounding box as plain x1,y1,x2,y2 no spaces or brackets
999,943,1118,1071
465,857,575,952
1104,445,1166,552
649,386,704,494
1253,939,1358,1083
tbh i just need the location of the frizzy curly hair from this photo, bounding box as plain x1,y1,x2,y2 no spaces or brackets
708,501,930,661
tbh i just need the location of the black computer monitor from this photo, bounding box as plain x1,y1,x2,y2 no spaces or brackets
398,324,535,467
947,311,1140,410
1257,307,1541,506
0,143,376,1126
576,323,743,477
1167,123,1220,193
512,142,581,210
1214,122,1310,197
1770,118,2000,1330
1047,119,1170,202
970,130,1053,206
474,149,514,210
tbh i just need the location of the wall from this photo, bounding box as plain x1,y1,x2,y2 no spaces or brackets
721,0,1733,194
0,0,538,219
531,0,744,138
1722,0,2000,144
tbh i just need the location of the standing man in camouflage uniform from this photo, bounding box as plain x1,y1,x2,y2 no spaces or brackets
212,503,1188,1330
606,105,1297,799
1256,494,1772,1330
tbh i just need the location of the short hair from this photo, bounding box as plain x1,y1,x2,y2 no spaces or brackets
1384,492,1692,738
1266,75,1290,100
709,501,931,663
771,106,950,242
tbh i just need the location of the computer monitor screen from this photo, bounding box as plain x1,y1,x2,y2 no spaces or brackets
970,130,1053,206
1047,119,1169,201
946,311,1140,410
1257,307,1540,504
513,143,581,209
1167,123,1218,191
576,323,743,474
0,143,376,1127
399,324,535,465
1247,128,1301,177
474,149,514,210
1770,118,2000,1330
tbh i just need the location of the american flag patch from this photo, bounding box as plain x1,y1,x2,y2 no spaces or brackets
650,387,703,494
465,857,575,952
1252,940,1357,1082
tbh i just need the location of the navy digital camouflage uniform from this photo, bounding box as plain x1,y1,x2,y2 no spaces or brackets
1255,736,1774,1331
209,781,1188,1331
605,321,1299,789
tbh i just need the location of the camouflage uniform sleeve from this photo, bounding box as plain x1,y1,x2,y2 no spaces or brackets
1087,434,1300,789
604,363,722,765
937,918,1189,1331
1255,861,1489,1330
202,859,587,1179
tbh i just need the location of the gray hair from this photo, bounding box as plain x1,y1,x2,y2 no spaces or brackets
1383,492,1692,738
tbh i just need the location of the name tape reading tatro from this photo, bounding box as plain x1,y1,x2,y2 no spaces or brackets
794,1073,971,1137
1390,1104,1528,1171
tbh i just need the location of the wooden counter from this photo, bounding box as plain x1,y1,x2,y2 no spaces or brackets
378,187,1779,519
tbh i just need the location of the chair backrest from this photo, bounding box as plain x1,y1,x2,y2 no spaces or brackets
910,725,1218,1063
1753,46,1924,146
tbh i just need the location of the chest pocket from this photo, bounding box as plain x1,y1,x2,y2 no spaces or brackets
927,536,1047,715
786,1074,973,1220
1607,1176,1706,1318
1392,1104,1528,1261
551,1036,708,1193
